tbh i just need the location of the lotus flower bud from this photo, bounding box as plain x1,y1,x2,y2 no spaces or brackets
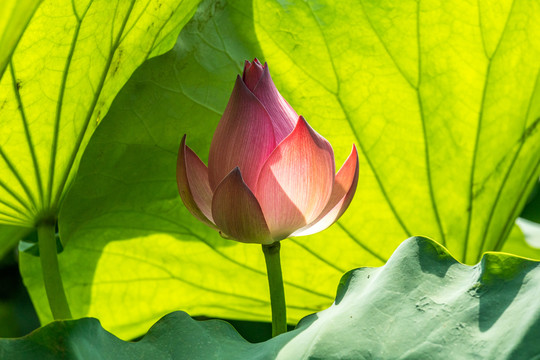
177,59,359,244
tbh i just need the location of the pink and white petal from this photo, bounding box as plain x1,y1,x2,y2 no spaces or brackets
242,59,264,91
256,117,335,239
177,135,215,228
208,76,276,192
212,168,273,244
253,64,298,143
292,145,359,237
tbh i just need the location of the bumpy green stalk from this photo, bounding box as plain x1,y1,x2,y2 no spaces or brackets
38,221,72,320
262,241,287,337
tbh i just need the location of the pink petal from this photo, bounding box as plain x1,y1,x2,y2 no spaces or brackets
208,76,276,192
242,59,264,91
292,145,359,237
256,116,335,240
177,135,215,227
252,64,298,144
212,168,273,244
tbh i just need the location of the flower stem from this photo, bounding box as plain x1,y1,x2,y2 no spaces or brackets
262,241,287,337
38,221,72,320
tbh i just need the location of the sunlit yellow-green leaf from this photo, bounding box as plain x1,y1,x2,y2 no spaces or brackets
0,0,42,80
0,0,200,230
252,0,540,264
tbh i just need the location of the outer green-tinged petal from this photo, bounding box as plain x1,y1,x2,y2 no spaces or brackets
177,135,215,227
256,117,335,239
242,59,264,91
293,145,359,237
253,65,298,143
208,76,276,192
212,168,273,244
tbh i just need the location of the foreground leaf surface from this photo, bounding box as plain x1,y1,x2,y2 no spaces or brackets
21,0,540,339
9,238,540,359
0,0,200,230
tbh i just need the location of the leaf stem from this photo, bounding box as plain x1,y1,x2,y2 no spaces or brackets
38,221,72,320
262,242,287,337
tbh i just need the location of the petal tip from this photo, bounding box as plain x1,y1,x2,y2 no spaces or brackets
292,116,334,156
350,144,359,163
212,167,272,244
231,166,242,178
179,134,187,148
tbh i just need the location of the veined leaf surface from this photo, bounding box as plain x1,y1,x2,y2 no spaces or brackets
0,0,42,80
0,0,200,234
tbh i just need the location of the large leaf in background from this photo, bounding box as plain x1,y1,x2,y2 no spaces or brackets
0,0,42,80
0,0,200,255
21,0,540,339
10,238,540,359
252,0,540,264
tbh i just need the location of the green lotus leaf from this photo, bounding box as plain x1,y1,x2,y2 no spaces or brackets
0,0,42,80
0,0,200,235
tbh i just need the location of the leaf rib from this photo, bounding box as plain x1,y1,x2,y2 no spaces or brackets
67,209,335,301
495,155,540,251
0,201,25,221
52,0,136,208
289,238,347,274
0,177,34,215
70,243,272,306
0,147,37,213
463,0,517,262
176,82,223,115
304,1,413,240
476,0,491,60
251,14,334,94
463,63,492,262
118,1,150,45
148,6,194,61
47,1,91,208
189,232,335,300
477,70,540,259
10,62,44,206
210,19,244,72
70,245,321,313
0,197,33,225
359,0,417,89
337,223,387,264
0,211,29,226
414,0,447,246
